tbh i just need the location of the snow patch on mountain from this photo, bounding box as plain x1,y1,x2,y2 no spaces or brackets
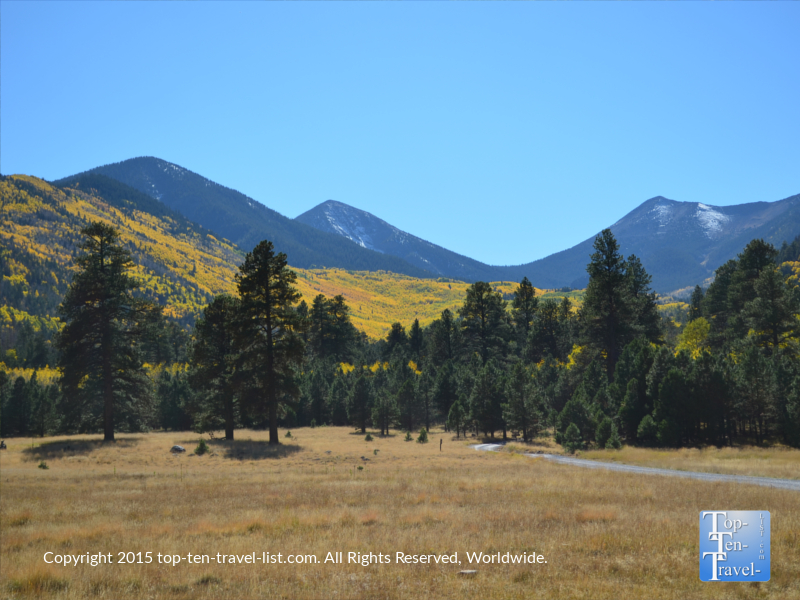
696,203,730,238
650,203,672,230
322,202,385,253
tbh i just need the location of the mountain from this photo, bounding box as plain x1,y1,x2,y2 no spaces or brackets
497,195,800,293
295,200,498,282
54,156,800,293
297,195,800,293
2,174,528,344
1,174,243,333
53,157,433,280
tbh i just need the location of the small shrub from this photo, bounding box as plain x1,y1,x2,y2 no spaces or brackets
285,430,292,438
38,461,49,470
357,465,364,471
404,432,413,442
417,428,429,444
195,439,209,456
562,423,583,454
310,419,317,428
605,424,622,450
595,417,613,448
637,415,658,446
365,433,373,441
373,449,379,455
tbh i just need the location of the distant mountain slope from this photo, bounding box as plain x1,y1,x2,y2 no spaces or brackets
495,195,800,292
298,194,800,293
3,174,550,342
1,174,243,338
54,157,433,279
296,200,498,281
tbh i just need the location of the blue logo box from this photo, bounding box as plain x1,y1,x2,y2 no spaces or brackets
699,511,770,581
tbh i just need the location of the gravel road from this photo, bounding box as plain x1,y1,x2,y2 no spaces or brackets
472,443,800,492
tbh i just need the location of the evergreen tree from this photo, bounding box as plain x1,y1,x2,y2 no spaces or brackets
6,376,31,436
307,368,330,426
308,294,358,362
156,370,193,432
469,360,505,437
189,295,240,439
459,281,510,365
526,299,560,362
503,361,541,442
235,240,305,445
562,422,583,453
57,222,158,441
429,309,461,366
743,265,799,354
348,375,373,433
408,318,424,360
432,360,459,421
625,254,662,343
328,376,350,426
689,285,704,322
579,229,634,379
385,323,407,357
512,277,538,343
396,379,418,433
447,398,468,438
595,416,614,448
371,391,398,436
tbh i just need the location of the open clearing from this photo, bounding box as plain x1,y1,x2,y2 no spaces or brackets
1,428,798,599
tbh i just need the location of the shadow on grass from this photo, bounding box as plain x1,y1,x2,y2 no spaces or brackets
347,430,399,438
22,437,143,460
181,439,302,461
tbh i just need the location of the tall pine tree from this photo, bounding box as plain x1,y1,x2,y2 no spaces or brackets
58,222,158,441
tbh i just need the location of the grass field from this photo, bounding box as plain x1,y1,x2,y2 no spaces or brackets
580,445,800,481
1,429,798,599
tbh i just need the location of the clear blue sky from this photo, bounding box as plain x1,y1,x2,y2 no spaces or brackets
2,2,798,265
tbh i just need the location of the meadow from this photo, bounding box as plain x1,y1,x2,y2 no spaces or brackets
1,428,798,600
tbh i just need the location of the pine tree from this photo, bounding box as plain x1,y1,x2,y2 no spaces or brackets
385,323,407,357
743,265,799,354
408,318,424,360
689,285,704,322
579,229,633,379
235,240,305,445
189,294,241,439
512,277,538,343
447,398,468,439
459,282,510,365
57,222,158,441
429,309,461,366
348,375,373,433
371,391,398,436
503,361,541,442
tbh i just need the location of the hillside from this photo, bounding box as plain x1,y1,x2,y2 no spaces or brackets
297,195,800,294
54,157,433,279
2,175,558,344
1,175,243,347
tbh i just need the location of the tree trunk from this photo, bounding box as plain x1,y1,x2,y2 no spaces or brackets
269,395,279,444
102,328,115,442
225,394,234,440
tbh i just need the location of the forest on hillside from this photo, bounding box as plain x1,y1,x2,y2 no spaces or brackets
2,217,800,451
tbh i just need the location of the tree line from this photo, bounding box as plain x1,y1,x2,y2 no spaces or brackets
2,222,799,451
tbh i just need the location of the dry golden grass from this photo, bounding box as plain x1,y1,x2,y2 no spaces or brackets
580,445,800,481
1,428,798,599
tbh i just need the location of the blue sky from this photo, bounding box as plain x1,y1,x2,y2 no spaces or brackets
2,2,798,265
